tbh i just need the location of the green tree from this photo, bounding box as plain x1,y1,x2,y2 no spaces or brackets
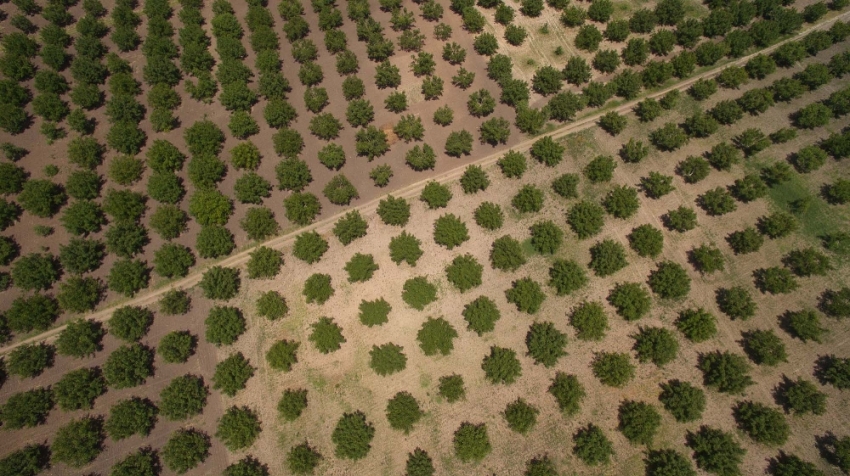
158,331,196,363
213,352,255,397
105,397,158,440
659,379,705,422
162,428,211,474
699,351,753,394
549,259,588,296
567,201,605,239
676,308,717,342
54,366,106,411
51,416,105,469
309,317,346,353
506,278,546,314
525,321,567,367
592,352,635,387
742,329,787,366
216,405,262,451
56,319,104,358
618,400,661,445
453,422,491,462
12,252,60,291
733,401,789,445
573,423,614,465
686,426,745,476
103,343,154,388
385,391,422,433
332,411,375,459
205,306,246,346
8,343,54,378
0,388,54,429
716,287,757,320
589,239,628,277
199,266,241,300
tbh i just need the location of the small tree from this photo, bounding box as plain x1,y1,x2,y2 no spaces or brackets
56,319,104,358
157,331,195,364
54,367,105,411
303,273,334,304
0,388,54,429
287,441,322,475
453,422,491,462
506,278,546,314
205,306,246,346
589,239,628,277
568,200,606,239
278,388,309,421
213,352,255,397
742,330,787,366
386,391,422,433
592,352,635,387
686,426,745,476
659,379,705,422
699,351,753,394
716,287,757,320
332,411,375,460
309,317,346,353
433,214,469,249
377,195,410,226
293,231,329,264
51,416,105,469
103,344,154,388
267,339,300,372
689,244,725,274
7,343,54,378
162,428,211,474
216,405,262,451
402,276,437,310
618,400,662,445
733,401,789,445
641,172,675,199
573,424,614,466
344,253,378,283
676,308,717,343
105,397,157,440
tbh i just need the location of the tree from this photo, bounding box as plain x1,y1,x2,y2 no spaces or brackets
783,248,831,277
433,214,469,249
794,103,831,129
205,306,246,346
567,201,605,239
659,379,705,422
618,400,661,445
633,325,678,367
592,352,635,387
323,174,359,205
213,352,255,397
453,422,491,462
543,373,585,418
345,253,379,283
545,259,586,297
445,130,473,157
355,126,390,160
284,192,321,225
460,166,490,195
6,294,60,333
498,150,527,178
188,189,232,227
292,231,329,264
57,276,103,313
162,429,211,474
309,317,346,353
332,411,375,460
676,308,717,342
741,329,787,367
754,267,799,294
224,456,269,476
7,343,54,378
11,252,59,291
287,441,322,475
389,231,423,267
525,321,567,367
758,212,797,239
771,454,825,476
0,388,54,429
158,331,196,363
303,273,334,304
109,306,153,342
276,388,310,423
385,392,422,434
573,424,614,466
778,377,827,415
153,243,195,279
216,405,262,451
689,244,725,275
699,351,753,394
512,185,544,213
717,286,757,320
102,343,154,389
505,278,546,314
56,319,104,358
51,416,104,469
575,25,603,51
733,401,789,445
53,366,106,411
686,426,745,476
479,117,511,145
105,397,157,440
603,186,639,218
0,444,50,476
402,276,437,310
199,266,241,301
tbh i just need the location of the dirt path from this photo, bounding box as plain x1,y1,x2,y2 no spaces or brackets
3,9,848,356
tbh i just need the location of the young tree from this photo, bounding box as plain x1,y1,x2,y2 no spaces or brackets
453,422,491,462
686,426,745,476
699,351,753,394
332,411,375,459
573,424,614,466
659,379,705,422
51,416,105,468
162,429,211,474
618,400,662,445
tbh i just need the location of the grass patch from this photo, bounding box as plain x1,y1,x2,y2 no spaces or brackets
559,129,598,160
765,173,845,240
